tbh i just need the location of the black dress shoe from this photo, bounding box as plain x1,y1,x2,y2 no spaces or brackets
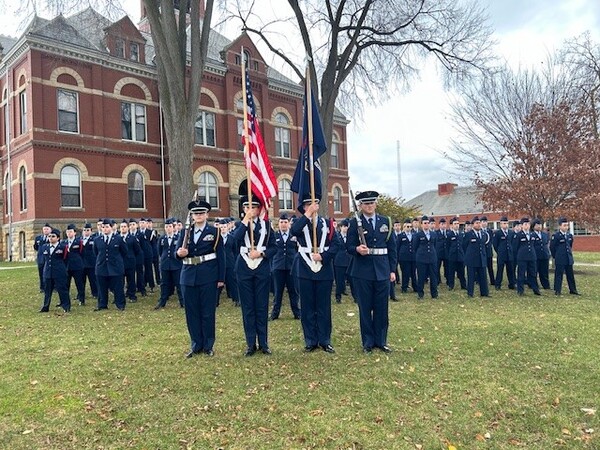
517,292,524,297
244,347,257,357
533,291,542,296
554,291,561,296
570,291,581,296
304,345,318,352
378,345,392,353
93,307,108,311
78,301,85,306
269,315,278,321
186,351,196,358
363,347,373,354
321,344,335,353
39,307,49,313
294,315,301,320
260,347,272,355
205,349,214,356
153,304,163,310
390,297,398,302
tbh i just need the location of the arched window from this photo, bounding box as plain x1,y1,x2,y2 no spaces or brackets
128,170,145,209
278,179,293,211
19,231,26,260
3,173,8,215
198,171,218,208
19,166,27,211
333,187,342,213
274,113,290,158
60,165,81,207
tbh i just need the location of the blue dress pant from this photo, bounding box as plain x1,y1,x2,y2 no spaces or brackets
554,264,577,294
42,277,71,311
159,268,183,307
466,266,489,296
82,267,97,298
495,258,515,289
517,260,539,294
298,278,333,347
97,275,126,309
354,279,389,349
399,260,417,292
447,260,466,290
181,283,217,352
416,262,438,297
271,269,300,318
238,274,270,349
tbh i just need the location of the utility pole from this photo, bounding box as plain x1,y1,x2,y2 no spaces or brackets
396,140,402,199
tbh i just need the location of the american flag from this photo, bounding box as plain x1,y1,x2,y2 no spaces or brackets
242,71,277,218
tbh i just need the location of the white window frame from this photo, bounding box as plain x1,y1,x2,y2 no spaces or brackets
57,89,79,133
19,90,27,135
60,165,82,208
130,42,139,62
333,187,342,213
278,179,293,211
198,171,219,208
274,113,291,158
121,102,147,142
19,166,27,211
127,170,145,209
194,110,216,147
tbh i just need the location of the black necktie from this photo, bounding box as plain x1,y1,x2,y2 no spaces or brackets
368,218,374,229
50,245,55,254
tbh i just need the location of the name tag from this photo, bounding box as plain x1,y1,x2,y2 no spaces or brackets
470,239,476,242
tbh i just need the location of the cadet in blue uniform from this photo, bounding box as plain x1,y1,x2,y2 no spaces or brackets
128,219,147,297
64,223,85,305
155,218,183,309
33,223,52,292
434,218,448,287
334,219,353,303
414,215,438,299
515,217,541,296
177,201,225,357
292,194,340,353
270,214,300,320
347,191,396,353
39,228,71,313
462,216,490,297
80,223,98,302
550,218,579,296
148,219,161,286
118,219,141,302
493,216,515,290
94,219,128,311
446,217,466,290
397,219,417,293
218,218,239,306
480,216,495,285
532,219,551,290
232,196,276,356
511,220,521,284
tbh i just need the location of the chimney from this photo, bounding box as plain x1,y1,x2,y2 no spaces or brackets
438,183,457,196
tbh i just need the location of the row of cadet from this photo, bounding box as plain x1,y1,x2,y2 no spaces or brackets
388,215,579,300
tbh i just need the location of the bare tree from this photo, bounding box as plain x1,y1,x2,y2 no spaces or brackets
232,0,493,214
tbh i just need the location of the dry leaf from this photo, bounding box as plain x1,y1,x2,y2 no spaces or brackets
561,428,571,435
447,444,457,450
584,428,594,434
475,434,485,441
474,411,483,418
22,429,33,435
30,380,39,386
581,408,596,415
553,397,560,407
484,432,491,439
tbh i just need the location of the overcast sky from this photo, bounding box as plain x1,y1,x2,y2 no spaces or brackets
2,0,599,201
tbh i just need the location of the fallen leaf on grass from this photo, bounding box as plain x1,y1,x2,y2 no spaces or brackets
22,429,33,435
553,397,560,407
309,410,324,416
581,408,596,415
508,438,522,446
473,411,483,418
562,428,571,435
583,428,594,434
30,380,39,386
475,434,485,441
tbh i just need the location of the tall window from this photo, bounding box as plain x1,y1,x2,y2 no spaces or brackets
274,113,290,158
4,173,9,215
333,187,342,213
194,111,216,146
19,91,27,135
121,102,146,142
198,171,218,208
130,43,139,62
19,231,26,260
278,179,293,211
331,140,339,169
60,165,81,207
19,166,26,211
128,171,145,209
57,89,79,133
237,118,245,151
115,38,125,57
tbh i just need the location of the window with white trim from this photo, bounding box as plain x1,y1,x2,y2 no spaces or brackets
19,166,27,211
333,187,342,213
128,171,145,209
274,113,290,158
195,111,216,146
278,179,293,211
130,43,139,62
57,89,79,133
19,91,27,135
121,102,146,142
331,141,339,169
60,165,81,207
198,171,218,208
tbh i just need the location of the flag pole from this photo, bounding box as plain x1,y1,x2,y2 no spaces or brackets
305,66,318,253
241,47,255,250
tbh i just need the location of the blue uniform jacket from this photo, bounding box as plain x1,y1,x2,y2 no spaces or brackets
397,232,416,262
481,228,493,257
158,234,183,271
222,234,238,269
493,229,513,261
137,229,153,259
462,230,487,267
446,230,464,262
80,236,97,268
94,234,128,276
515,231,538,262
532,231,550,260
34,234,49,264
272,230,298,271
333,232,352,267
347,214,397,281
232,219,276,278
42,242,69,280
291,215,340,280
149,229,160,258
65,238,84,271
177,225,225,285
434,230,447,259
413,230,437,264
121,233,141,270
550,231,574,266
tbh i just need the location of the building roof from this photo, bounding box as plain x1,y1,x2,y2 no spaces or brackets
0,34,18,55
405,185,490,217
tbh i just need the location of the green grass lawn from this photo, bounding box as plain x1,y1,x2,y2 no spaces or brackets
1,261,598,449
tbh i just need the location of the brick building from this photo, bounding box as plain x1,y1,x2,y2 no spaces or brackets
0,5,350,261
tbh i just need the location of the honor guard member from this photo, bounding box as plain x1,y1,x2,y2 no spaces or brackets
347,191,396,353
446,217,466,290
94,219,128,311
270,214,301,320
155,218,183,309
177,201,225,357
138,218,155,292
232,196,276,356
119,219,141,302
64,224,85,305
515,217,541,296
148,218,161,285
435,218,448,287
532,219,551,290
397,219,417,294
462,216,490,298
493,217,515,290
511,220,521,283
392,220,403,286
218,218,240,306
413,215,438,300
550,218,579,296
34,223,52,292
80,223,98,301
128,219,147,297
292,194,340,353
334,219,353,303
480,216,495,284
39,228,71,313
92,219,103,239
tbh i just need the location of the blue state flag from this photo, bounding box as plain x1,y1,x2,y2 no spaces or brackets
291,88,327,203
